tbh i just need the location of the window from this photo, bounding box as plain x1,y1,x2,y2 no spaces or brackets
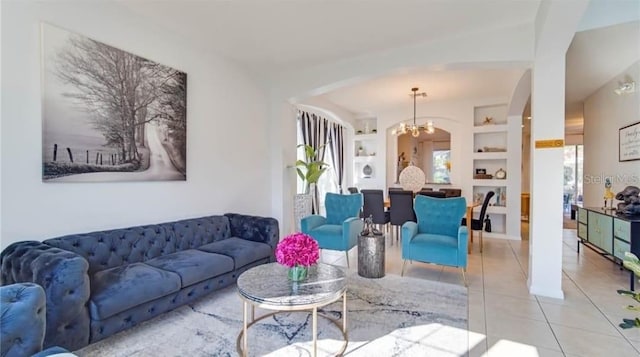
432,150,451,184
563,145,583,211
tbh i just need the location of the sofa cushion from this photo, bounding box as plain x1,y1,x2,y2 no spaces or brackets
197,238,271,269
145,249,234,287
89,263,181,320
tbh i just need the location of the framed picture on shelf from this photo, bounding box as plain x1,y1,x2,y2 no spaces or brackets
475,168,486,175
619,121,640,162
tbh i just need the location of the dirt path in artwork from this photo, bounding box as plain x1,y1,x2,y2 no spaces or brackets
48,122,185,182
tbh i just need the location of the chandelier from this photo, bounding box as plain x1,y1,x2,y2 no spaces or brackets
392,87,434,137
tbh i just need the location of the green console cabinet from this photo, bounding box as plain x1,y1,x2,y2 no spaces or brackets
577,207,640,262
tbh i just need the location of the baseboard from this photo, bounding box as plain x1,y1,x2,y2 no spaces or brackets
528,285,564,300
482,232,521,240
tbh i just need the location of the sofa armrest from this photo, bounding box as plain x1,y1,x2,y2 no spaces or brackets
301,215,326,233
224,213,280,256
0,283,46,357
343,217,363,250
1,241,90,351
457,226,468,267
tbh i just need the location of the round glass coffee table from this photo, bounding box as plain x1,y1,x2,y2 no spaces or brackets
236,263,348,357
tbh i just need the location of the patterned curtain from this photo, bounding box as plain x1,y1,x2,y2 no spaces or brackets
298,111,329,213
329,122,345,193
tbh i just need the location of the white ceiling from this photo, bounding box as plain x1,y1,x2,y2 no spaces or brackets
318,67,526,118
565,21,640,121
119,0,540,73
118,0,638,133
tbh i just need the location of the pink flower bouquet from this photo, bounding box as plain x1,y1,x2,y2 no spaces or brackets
275,233,320,268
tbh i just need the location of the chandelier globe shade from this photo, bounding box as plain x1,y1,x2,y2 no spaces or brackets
392,87,435,137
399,166,426,193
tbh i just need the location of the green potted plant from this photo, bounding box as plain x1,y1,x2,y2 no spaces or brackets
293,144,328,229
295,144,328,194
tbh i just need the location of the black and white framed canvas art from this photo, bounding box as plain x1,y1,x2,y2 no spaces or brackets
41,23,187,182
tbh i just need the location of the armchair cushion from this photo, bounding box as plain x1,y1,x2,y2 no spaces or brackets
306,225,343,250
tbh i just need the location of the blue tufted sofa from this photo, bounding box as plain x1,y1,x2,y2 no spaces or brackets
0,283,72,357
0,213,279,352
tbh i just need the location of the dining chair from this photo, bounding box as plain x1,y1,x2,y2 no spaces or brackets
388,189,416,242
401,195,468,285
439,188,462,197
417,190,446,198
301,192,363,267
361,189,390,232
461,191,495,253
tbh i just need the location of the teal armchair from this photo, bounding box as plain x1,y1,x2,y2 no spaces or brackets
401,195,468,285
301,193,363,267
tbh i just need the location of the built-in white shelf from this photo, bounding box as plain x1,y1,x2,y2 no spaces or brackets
472,179,508,186
472,124,508,133
486,206,507,214
354,133,377,141
472,152,508,160
354,155,376,162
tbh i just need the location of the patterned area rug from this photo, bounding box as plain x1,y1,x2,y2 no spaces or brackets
76,272,468,356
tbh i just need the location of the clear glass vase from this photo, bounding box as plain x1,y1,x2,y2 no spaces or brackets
288,266,308,282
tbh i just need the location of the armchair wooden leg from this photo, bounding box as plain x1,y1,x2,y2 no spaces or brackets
401,260,407,276
468,230,472,254
461,268,468,287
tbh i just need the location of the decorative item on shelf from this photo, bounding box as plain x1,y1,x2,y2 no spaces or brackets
275,232,320,282
391,87,433,137
500,189,506,206
477,149,483,152
494,168,506,180
484,215,492,232
482,116,494,125
474,168,492,179
473,192,485,205
445,160,451,172
615,186,640,216
495,187,502,206
483,146,506,152
357,130,363,134
358,146,365,156
362,164,373,178
372,129,377,133
603,177,615,210
399,165,426,193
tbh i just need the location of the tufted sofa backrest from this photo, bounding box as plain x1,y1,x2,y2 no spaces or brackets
164,216,231,251
44,216,231,275
44,225,176,275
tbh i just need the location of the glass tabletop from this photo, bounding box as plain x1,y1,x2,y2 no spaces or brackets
237,263,346,307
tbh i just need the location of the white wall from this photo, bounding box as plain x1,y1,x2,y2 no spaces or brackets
0,1,271,249
583,61,640,207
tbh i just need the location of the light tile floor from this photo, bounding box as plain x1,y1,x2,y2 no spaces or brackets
320,228,640,357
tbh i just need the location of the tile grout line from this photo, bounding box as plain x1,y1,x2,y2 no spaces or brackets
507,238,568,356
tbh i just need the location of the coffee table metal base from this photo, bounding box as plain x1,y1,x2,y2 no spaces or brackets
236,291,348,357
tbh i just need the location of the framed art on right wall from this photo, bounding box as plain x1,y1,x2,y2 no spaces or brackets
619,121,640,162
